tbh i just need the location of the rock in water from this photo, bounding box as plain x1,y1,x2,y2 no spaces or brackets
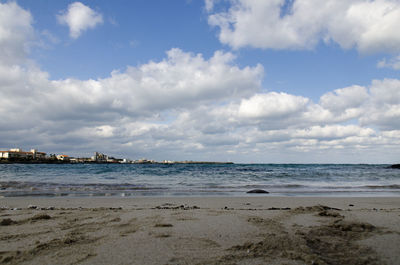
246,189,269,194
390,164,400,169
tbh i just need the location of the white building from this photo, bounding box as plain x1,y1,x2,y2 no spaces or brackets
0,148,46,160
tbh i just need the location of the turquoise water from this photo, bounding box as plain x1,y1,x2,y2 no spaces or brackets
0,164,399,197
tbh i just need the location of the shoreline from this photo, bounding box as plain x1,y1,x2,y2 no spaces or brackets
1,196,400,264
2,190,400,199
2,195,400,208
0,160,234,165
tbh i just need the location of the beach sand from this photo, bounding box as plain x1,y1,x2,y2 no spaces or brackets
1,196,399,265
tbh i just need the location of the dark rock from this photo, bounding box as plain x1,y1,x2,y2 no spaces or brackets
390,164,400,169
246,189,269,194
268,207,291,210
1,218,16,226
318,210,341,217
31,213,51,221
154,223,173,227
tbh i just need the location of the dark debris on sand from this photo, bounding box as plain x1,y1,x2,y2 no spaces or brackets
213,205,381,265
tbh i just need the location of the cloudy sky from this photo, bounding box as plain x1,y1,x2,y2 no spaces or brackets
1,0,400,163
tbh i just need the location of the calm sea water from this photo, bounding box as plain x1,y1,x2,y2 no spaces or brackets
0,164,399,197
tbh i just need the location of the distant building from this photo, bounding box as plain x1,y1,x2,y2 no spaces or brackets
134,158,155,164
106,157,121,163
92,152,108,162
70,157,92,163
56,155,70,161
0,148,46,160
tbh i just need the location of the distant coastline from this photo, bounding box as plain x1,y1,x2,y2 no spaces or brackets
0,148,233,165
0,160,234,165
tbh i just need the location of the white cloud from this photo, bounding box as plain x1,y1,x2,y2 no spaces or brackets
2,56,400,161
377,55,400,70
57,2,103,39
205,0,216,12
0,43,264,150
369,78,400,104
207,0,400,53
76,125,115,138
359,79,400,130
43,48,263,119
0,2,33,65
319,85,368,114
292,125,375,140
238,92,309,119
30,72,400,160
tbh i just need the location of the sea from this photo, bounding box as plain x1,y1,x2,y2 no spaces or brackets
0,163,399,197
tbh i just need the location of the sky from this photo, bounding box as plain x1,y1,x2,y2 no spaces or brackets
1,0,400,163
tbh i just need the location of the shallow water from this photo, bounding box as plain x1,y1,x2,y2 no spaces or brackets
0,163,399,197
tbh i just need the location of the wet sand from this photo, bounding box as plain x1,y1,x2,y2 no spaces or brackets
1,197,399,264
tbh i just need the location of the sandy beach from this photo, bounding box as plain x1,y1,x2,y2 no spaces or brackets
1,196,399,265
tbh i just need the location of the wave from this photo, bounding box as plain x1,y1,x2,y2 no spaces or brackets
365,184,400,189
0,181,167,191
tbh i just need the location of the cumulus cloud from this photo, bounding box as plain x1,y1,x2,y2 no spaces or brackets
292,125,375,140
319,85,368,115
1,59,400,161
238,92,309,119
57,2,103,39
42,48,263,120
0,38,264,154
0,2,33,65
359,79,400,130
207,0,400,53
156,76,400,160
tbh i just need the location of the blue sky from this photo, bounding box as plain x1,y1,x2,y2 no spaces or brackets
23,1,220,79
1,0,400,163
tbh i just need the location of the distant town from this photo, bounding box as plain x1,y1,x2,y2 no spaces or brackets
0,148,233,164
